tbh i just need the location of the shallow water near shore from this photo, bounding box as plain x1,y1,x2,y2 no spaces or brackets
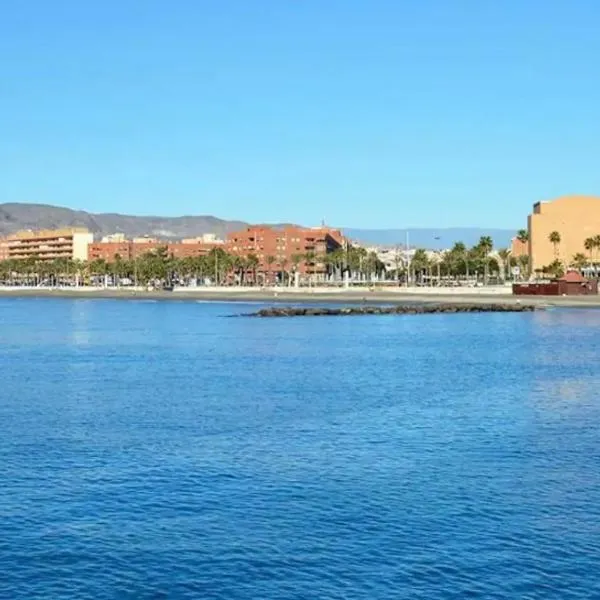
1,298,600,599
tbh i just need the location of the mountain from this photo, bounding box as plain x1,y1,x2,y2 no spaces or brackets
0,203,516,249
342,228,516,249
0,203,248,240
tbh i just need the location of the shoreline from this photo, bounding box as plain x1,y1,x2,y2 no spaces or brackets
1,286,600,307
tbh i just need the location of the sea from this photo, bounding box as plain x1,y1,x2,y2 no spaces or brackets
1,298,599,600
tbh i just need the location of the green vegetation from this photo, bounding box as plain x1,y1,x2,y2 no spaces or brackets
0,247,235,288
430,238,501,283
571,253,588,270
542,259,565,279
0,244,387,288
583,236,600,266
8,232,588,288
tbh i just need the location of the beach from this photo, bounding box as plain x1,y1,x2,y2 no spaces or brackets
1,284,599,306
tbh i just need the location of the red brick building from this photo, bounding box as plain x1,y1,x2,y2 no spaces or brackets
226,225,346,282
168,240,224,259
88,241,134,261
86,226,346,283
88,237,224,262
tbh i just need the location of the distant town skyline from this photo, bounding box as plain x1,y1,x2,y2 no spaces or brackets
2,1,600,228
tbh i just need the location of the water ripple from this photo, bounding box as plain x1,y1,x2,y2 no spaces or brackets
0,300,599,599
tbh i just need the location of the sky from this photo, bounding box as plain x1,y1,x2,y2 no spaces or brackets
1,0,600,229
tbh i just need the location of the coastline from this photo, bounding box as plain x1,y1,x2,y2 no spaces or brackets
1,285,599,307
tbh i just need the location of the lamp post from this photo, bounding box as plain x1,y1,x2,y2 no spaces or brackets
434,236,441,286
405,230,410,288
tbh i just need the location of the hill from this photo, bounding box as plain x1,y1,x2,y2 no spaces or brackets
0,203,247,240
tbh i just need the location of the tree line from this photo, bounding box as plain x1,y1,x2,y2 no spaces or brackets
404,236,524,284
0,245,387,287
9,232,591,287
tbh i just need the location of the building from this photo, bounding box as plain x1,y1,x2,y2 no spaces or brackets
522,195,600,273
101,233,127,243
182,234,224,245
87,235,225,262
510,237,527,258
88,240,134,261
363,246,415,274
168,238,225,259
226,225,345,281
1,228,93,262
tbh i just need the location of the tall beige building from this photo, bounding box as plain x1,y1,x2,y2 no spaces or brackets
1,228,94,261
526,195,600,273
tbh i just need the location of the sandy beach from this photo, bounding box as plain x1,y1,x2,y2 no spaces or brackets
1,285,599,307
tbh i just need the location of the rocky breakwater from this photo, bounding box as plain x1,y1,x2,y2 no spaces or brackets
249,303,537,317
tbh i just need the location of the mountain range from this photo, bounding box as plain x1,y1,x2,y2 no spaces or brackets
0,203,246,241
0,203,515,249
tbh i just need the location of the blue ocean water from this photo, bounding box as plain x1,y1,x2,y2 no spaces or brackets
1,298,600,600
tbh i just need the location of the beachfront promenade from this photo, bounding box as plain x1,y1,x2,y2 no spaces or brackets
0,283,512,296
1,283,599,306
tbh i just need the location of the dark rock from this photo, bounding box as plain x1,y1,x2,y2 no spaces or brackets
249,303,537,318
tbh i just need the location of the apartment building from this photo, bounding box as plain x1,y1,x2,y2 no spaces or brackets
1,228,94,261
168,238,224,259
226,225,346,279
88,234,225,262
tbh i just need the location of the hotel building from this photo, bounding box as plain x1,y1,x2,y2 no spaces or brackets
1,228,94,262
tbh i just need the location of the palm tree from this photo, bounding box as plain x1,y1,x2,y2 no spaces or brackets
392,247,404,285
191,255,207,284
516,229,529,244
546,259,564,279
279,257,289,285
111,253,126,286
326,248,345,282
246,253,260,286
290,253,303,286
571,253,587,270
476,236,493,284
206,248,231,285
365,251,384,282
497,248,511,281
410,249,430,285
548,231,561,259
89,258,109,286
517,255,530,280
265,255,276,285
304,251,316,285
445,242,469,282
231,255,246,285
584,237,595,266
593,235,600,269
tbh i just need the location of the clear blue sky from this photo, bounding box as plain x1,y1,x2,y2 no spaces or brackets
1,0,600,229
